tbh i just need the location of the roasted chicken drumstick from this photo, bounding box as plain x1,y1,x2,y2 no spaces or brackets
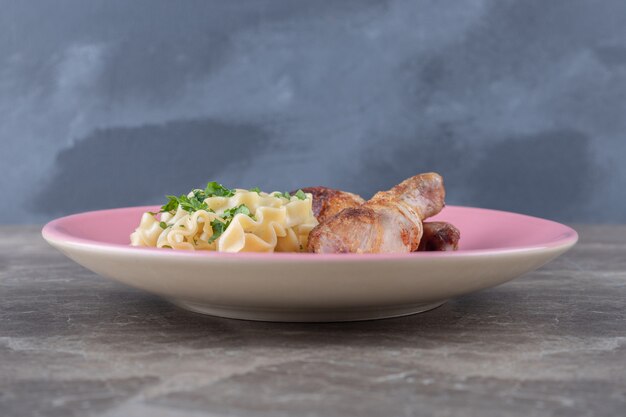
295,184,459,251
417,221,460,251
306,173,446,253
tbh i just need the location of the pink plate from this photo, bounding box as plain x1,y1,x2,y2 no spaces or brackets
43,205,576,258
42,206,577,321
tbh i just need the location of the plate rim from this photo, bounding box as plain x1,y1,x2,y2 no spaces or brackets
41,205,578,261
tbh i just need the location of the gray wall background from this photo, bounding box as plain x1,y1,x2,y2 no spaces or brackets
2,0,625,224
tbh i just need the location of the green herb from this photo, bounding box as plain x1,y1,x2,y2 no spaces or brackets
161,195,180,213
221,204,252,218
294,189,307,200
159,221,168,229
273,191,291,199
250,187,261,194
205,181,235,197
178,194,209,213
159,182,235,214
208,219,227,243
207,204,255,244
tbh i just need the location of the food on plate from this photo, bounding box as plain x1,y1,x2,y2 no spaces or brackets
418,222,460,251
296,186,460,252
130,173,459,254
295,186,365,224
307,173,446,253
130,182,318,252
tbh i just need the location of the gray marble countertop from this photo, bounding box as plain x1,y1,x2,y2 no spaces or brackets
1,226,625,417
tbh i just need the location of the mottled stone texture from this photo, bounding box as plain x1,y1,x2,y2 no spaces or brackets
2,1,626,223
0,226,625,417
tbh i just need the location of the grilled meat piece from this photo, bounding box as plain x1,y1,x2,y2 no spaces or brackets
307,173,446,253
419,221,460,251
299,184,459,252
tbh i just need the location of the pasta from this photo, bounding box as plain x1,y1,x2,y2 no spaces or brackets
130,185,318,253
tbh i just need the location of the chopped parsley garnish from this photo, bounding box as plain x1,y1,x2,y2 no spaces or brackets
161,196,180,213
208,219,227,243
222,204,251,218
159,221,168,229
180,194,209,213
273,191,291,199
208,204,255,244
294,189,307,200
205,181,235,197
159,182,235,213
250,187,261,194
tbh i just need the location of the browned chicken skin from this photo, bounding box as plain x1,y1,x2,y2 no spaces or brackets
418,222,460,251
297,184,459,252
297,187,365,224
307,173,446,254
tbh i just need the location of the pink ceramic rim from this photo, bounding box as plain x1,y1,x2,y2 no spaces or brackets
42,205,578,261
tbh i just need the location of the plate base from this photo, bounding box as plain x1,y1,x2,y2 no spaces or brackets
171,299,447,322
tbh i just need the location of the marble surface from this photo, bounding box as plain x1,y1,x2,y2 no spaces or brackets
1,225,625,417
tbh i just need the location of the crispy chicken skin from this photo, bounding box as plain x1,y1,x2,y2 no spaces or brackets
299,184,459,252
294,186,365,224
419,222,460,251
307,173,446,254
